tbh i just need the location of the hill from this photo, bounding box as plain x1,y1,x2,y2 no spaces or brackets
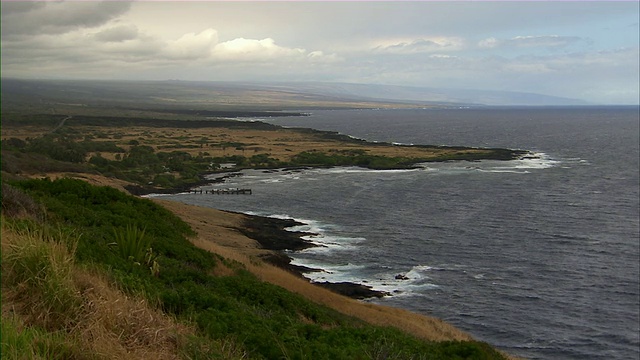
1,79,588,115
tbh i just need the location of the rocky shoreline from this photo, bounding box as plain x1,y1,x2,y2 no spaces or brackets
122,167,389,299
238,213,390,299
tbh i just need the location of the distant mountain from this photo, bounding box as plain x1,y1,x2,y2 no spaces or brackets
1,78,589,111
249,82,591,106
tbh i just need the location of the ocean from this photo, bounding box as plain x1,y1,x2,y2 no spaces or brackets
160,107,639,359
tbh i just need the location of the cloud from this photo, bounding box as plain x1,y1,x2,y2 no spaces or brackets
212,38,305,61
307,51,342,63
373,37,465,54
478,35,585,49
94,25,139,43
1,1,636,103
1,1,132,39
1,20,340,79
0,1,46,16
163,29,219,60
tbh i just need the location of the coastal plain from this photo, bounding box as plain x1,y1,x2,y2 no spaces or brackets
1,115,497,164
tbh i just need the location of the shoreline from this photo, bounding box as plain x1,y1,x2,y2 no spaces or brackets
134,151,540,298
151,197,497,346
237,211,391,299
124,147,532,197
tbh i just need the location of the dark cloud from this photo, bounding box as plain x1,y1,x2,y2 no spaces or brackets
0,1,46,15
94,25,139,43
1,1,132,39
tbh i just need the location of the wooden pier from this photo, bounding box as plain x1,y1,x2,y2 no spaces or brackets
189,188,252,195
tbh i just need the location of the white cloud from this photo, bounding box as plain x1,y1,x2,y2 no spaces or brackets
478,35,585,49
307,51,343,63
429,54,458,59
212,38,305,61
163,29,219,60
373,37,465,54
209,37,340,63
478,37,500,49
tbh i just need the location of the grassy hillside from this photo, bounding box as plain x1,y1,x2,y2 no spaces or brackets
1,179,507,359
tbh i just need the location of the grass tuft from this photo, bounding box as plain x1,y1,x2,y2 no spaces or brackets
0,316,88,360
112,224,149,263
2,222,82,331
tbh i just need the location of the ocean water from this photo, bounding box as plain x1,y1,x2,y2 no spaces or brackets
160,107,640,360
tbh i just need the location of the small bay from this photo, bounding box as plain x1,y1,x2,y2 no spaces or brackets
165,106,639,359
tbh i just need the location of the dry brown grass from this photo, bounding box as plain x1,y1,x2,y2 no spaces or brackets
73,270,187,360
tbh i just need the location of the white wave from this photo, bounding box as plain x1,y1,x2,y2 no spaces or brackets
290,260,367,283
290,259,441,297
418,152,560,174
477,169,531,174
269,215,329,235
298,237,364,253
311,167,419,175
364,278,440,297
512,152,560,169
281,217,365,253
405,265,435,278
392,142,415,146
256,214,441,296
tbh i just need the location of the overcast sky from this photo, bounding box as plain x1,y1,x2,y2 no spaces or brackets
1,1,638,104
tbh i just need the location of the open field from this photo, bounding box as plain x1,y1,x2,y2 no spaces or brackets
1,115,498,163
1,111,523,195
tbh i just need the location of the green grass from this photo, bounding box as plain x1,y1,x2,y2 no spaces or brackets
2,223,83,331
1,316,89,360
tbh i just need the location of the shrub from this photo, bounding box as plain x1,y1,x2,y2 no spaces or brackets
113,224,150,264
1,183,44,219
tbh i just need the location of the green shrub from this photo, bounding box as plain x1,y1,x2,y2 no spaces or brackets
113,224,150,264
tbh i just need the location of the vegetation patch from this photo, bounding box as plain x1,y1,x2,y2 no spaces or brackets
1,113,527,192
